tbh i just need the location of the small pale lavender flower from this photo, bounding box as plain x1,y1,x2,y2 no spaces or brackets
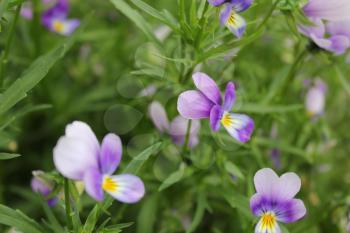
31,171,58,206
53,121,145,203
149,101,200,148
250,168,307,233
177,72,254,143
208,0,253,38
305,79,327,118
347,221,350,232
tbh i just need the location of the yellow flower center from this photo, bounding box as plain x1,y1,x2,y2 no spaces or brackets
227,10,237,26
261,212,277,231
221,112,233,127
53,20,65,33
102,176,118,192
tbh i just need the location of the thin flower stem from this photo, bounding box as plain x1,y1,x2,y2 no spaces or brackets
32,0,41,57
194,0,209,50
64,178,74,231
255,0,279,32
0,3,22,87
180,119,192,164
278,48,308,96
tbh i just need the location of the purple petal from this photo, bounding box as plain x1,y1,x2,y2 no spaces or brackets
275,172,301,201
31,176,58,206
31,177,51,195
65,121,100,154
208,0,228,7
221,112,254,143
103,174,145,203
275,199,307,223
327,35,350,55
298,18,325,38
220,5,247,38
223,82,236,111
53,121,99,180
177,90,215,119
83,168,104,201
42,0,69,28
253,168,279,197
303,0,350,21
192,72,222,105
169,116,200,147
347,222,350,232
99,134,122,175
20,5,33,19
209,105,224,132
230,0,253,12
148,101,170,133
326,20,350,38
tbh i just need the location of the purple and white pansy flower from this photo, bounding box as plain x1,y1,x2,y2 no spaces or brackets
53,121,145,203
177,72,254,143
208,0,253,38
250,168,307,233
21,0,79,36
149,101,200,148
300,0,350,55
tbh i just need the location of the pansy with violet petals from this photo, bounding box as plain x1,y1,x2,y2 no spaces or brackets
300,0,350,55
21,0,80,36
250,168,307,233
208,0,253,38
177,72,254,143
149,101,200,148
42,0,80,36
53,121,145,203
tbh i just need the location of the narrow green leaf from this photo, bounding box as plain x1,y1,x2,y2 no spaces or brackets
0,33,77,116
129,0,178,31
0,152,21,160
0,204,44,233
335,65,350,97
0,104,51,130
238,103,303,113
109,0,161,45
158,162,186,191
123,142,162,174
225,161,245,180
186,193,207,233
136,194,159,233
221,189,253,221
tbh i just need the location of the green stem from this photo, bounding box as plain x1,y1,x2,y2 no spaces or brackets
278,48,308,96
64,178,74,231
32,0,41,57
194,0,209,50
255,0,278,32
180,120,192,164
0,3,22,87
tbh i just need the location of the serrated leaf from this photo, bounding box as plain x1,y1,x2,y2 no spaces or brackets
0,152,21,160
